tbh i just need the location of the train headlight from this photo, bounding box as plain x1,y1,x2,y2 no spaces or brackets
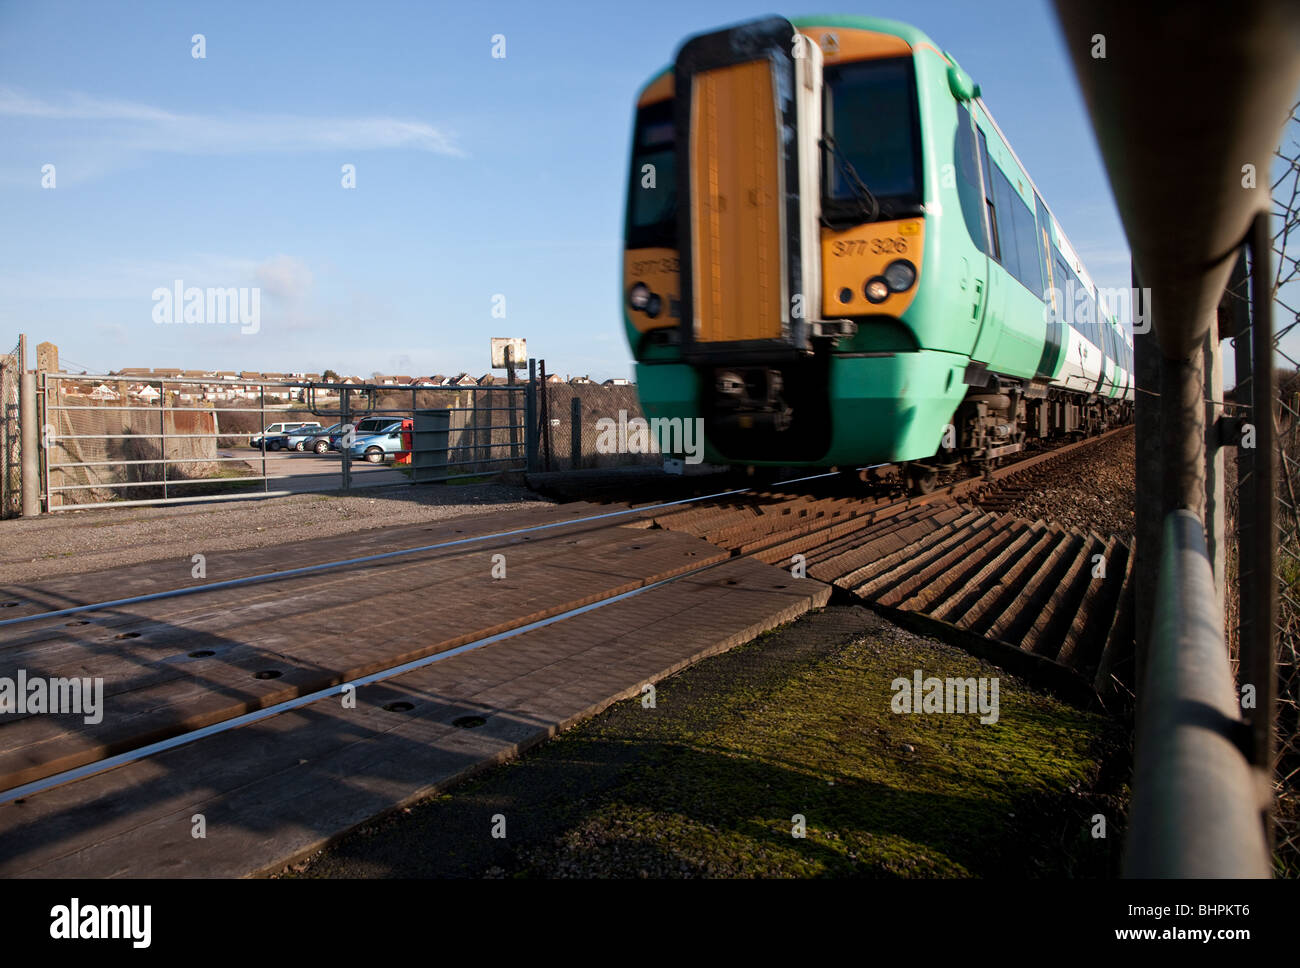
883,259,917,292
645,293,662,318
864,277,890,303
628,283,651,310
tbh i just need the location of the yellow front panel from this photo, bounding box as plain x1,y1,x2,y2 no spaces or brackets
821,218,925,317
624,248,680,333
690,59,784,342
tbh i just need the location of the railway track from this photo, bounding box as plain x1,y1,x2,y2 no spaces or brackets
0,429,1132,873
552,426,1137,700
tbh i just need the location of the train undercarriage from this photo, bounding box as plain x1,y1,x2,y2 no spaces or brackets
703,360,1133,494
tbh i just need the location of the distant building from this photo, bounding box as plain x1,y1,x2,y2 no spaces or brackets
129,384,161,402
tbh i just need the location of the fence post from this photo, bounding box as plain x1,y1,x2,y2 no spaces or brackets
1246,210,1276,806
20,367,38,516
1132,268,1160,695
525,358,538,472
159,383,168,501
506,344,519,462
259,384,267,493
340,388,352,491
570,395,581,471
540,360,552,471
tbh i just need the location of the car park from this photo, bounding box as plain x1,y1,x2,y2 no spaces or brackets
285,422,343,452
250,421,321,450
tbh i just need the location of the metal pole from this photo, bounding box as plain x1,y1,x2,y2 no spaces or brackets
1247,210,1276,810
341,388,352,491
1133,267,1161,689
1161,349,1205,519
40,371,49,512
159,382,167,501
20,361,38,517
259,384,267,493
570,395,581,471
1124,510,1273,877
540,360,552,471
1204,323,1226,613
506,344,518,463
525,358,537,472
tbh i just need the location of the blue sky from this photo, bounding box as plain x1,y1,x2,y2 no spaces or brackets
0,0,1133,381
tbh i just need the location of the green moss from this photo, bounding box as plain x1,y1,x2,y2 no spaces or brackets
508,631,1120,877
298,609,1126,879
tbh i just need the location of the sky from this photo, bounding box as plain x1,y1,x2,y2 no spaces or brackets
0,0,1137,381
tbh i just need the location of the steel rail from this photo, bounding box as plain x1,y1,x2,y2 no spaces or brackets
0,553,745,806
0,471,840,629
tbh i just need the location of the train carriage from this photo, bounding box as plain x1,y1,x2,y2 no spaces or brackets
622,14,1133,486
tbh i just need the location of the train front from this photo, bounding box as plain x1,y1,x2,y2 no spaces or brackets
622,15,972,469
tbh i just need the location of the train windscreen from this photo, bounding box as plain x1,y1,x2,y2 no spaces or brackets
823,56,923,222
626,99,677,249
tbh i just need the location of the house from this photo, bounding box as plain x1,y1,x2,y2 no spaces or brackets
89,383,119,400
545,373,567,385
602,378,631,386
129,384,161,403
451,373,477,386
477,373,496,386
570,375,594,385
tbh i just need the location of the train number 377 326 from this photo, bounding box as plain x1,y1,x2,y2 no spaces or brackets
832,238,908,256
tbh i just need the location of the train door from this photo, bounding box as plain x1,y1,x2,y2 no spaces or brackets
672,16,824,360
954,102,989,356
969,120,1005,364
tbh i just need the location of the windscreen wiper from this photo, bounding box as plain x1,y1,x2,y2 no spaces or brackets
820,134,880,226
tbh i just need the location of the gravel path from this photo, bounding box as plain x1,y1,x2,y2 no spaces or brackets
0,483,553,583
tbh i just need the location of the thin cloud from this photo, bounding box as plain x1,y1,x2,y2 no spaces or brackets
0,86,465,158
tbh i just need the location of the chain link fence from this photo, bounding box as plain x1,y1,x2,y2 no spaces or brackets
1225,100,1300,872
1266,101,1300,870
534,374,663,471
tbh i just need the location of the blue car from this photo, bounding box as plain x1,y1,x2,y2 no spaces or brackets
328,416,402,452
347,421,410,463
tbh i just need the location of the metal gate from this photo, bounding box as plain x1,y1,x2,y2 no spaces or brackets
34,372,536,511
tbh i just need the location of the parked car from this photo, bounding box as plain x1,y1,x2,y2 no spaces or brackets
327,416,409,452
346,419,413,463
250,421,321,450
285,422,342,452
302,422,347,454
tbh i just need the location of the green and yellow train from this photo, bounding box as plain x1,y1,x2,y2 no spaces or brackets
622,14,1133,487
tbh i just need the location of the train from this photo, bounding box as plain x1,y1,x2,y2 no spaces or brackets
622,14,1134,491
